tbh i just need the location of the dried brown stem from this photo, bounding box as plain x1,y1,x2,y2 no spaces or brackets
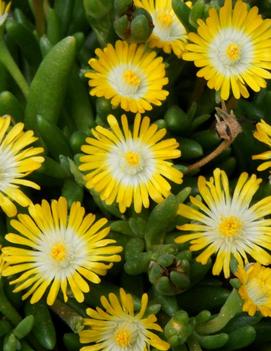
188,140,232,172
187,101,242,173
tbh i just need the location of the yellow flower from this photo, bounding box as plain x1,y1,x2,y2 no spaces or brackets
0,245,8,276
79,113,182,213
252,119,271,171
79,288,169,351
235,263,271,317
176,168,271,278
85,40,169,113
0,0,11,26
2,197,122,305
183,0,271,100
134,0,188,58
0,115,44,217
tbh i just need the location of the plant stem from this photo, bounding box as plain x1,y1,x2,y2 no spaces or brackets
187,140,231,172
188,101,242,172
32,0,45,36
190,78,205,104
50,299,84,333
0,40,29,98
196,289,243,335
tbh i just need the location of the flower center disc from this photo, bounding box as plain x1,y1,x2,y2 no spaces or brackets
226,42,241,62
114,328,133,348
125,151,141,166
218,216,243,237
51,243,67,261
246,278,269,305
123,150,144,175
123,70,141,87
157,12,173,27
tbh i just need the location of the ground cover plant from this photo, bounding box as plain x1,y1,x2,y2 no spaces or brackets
1,0,271,350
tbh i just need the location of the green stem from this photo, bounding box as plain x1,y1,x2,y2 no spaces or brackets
0,278,21,325
32,0,45,36
167,59,185,86
196,289,243,335
50,299,84,333
0,40,29,98
190,78,205,105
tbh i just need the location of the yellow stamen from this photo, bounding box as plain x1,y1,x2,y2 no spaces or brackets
123,70,141,87
125,151,141,166
114,328,132,348
51,243,66,261
157,12,173,27
226,43,241,62
218,216,243,237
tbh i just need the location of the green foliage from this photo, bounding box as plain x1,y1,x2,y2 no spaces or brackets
0,1,270,351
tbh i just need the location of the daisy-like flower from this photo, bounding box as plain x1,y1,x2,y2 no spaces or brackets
0,245,7,275
236,263,271,317
252,119,271,171
85,40,169,113
79,113,182,213
2,197,122,305
183,0,271,100
0,0,11,26
176,168,271,278
0,115,44,217
134,0,188,57
79,288,169,351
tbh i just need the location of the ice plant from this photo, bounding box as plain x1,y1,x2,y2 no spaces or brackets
2,197,122,305
134,0,187,57
0,115,44,217
85,40,169,113
0,0,10,26
176,168,271,278
79,113,182,213
235,263,271,317
0,245,7,275
79,288,170,351
183,0,271,100
252,119,271,171
0,1,29,97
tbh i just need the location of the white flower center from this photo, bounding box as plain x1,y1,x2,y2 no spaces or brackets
218,216,243,237
103,319,146,351
108,65,147,98
151,10,186,42
34,227,88,280
123,70,141,88
114,326,136,348
107,139,155,185
246,278,269,306
208,28,253,76
157,13,173,27
226,43,241,62
0,146,17,191
202,199,259,253
50,243,67,261
124,151,142,170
